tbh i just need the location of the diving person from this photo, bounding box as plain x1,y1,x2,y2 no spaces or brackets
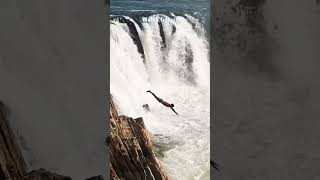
146,90,178,115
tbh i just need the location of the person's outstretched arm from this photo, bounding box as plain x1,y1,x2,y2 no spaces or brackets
147,90,156,97
170,107,179,115
147,90,163,103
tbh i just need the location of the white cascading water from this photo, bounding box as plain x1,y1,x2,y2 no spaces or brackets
111,14,210,180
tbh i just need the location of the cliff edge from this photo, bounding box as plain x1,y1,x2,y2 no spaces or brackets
109,96,168,180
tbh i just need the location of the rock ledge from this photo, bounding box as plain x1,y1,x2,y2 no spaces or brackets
110,96,168,180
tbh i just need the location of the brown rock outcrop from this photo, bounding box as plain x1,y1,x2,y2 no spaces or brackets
109,96,168,180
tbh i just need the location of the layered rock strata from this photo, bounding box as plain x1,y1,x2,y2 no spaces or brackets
109,96,168,180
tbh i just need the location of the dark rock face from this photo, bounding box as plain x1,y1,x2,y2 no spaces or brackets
24,169,72,180
85,175,104,180
111,16,145,62
158,20,167,49
110,96,168,180
0,101,27,180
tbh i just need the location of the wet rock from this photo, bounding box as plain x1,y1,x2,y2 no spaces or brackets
143,104,150,111
110,96,168,180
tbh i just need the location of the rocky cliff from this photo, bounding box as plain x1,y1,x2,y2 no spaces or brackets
109,96,168,180
0,101,72,180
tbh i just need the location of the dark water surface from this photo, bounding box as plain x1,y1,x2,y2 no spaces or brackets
111,0,209,26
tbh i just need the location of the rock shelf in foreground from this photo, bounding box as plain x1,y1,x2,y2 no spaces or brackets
110,96,168,180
